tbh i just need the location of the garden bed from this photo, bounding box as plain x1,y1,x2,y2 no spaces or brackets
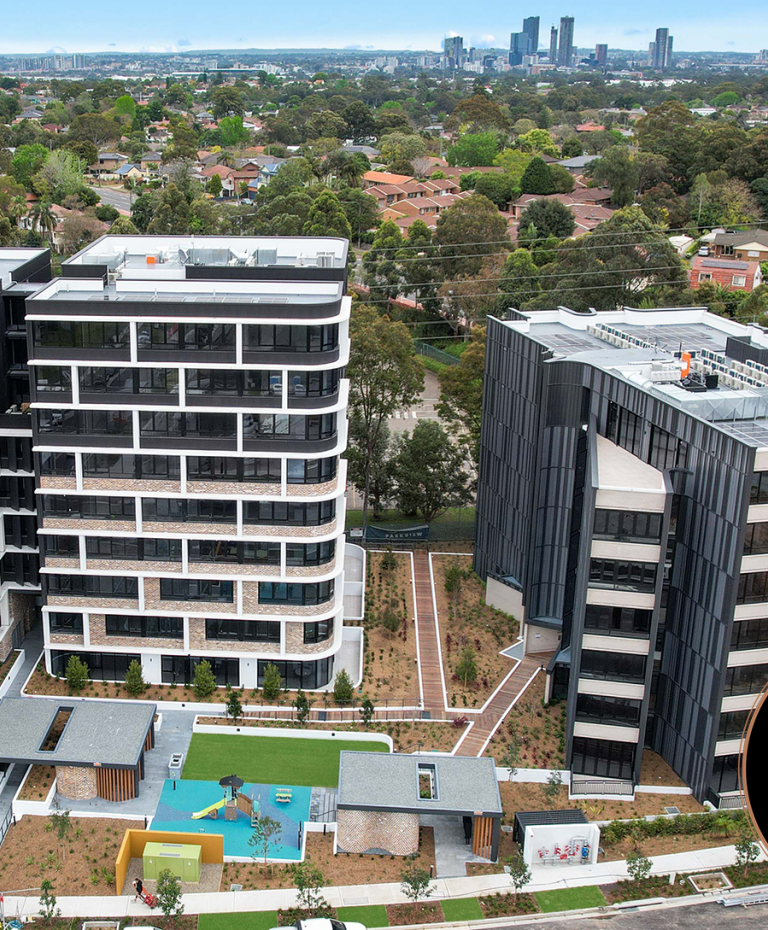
17,764,56,801
478,891,539,918
0,815,143,895
386,902,443,925
485,675,565,768
355,551,420,705
724,861,768,887
0,649,21,687
432,554,518,709
219,828,437,890
638,751,688,787
688,871,732,892
602,874,694,903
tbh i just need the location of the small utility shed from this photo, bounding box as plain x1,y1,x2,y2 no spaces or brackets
0,697,156,802
513,810,599,867
337,752,503,860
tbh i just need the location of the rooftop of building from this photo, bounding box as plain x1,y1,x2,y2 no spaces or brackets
62,235,348,278
713,229,768,248
0,248,49,289
337,751,502,816
0,697,155,768
500,306,768,448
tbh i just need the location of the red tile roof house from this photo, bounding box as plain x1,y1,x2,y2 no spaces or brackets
200,165,236,197
689,255,763,293
510,188,613,220
575,121,606,132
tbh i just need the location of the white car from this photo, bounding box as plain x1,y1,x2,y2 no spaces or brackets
698,245,710,256
272,920,366,930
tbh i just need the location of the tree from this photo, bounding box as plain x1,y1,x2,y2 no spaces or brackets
379,132,426,166
517,200,575,244
192,659,216,699
735,826,761,876
49,807,71,861
400,865,434,902
447,95,509,133
391,421,472,522
147,183,190,235
108,215,140,235
113,94,136,119
333,669,354,704
634,101,701,191
124,659,146,696
447,132,500,167
444,562,465,604
591,146,638,207
262,663,283,700
548,164,575,194
210,86,245,120
520,157,553,195
226,689,243,722
363,219,404,301
338,187,378,244
347,305,423,531
293,861,328,911
342,100,377,143
219,116,250,147
561,138,583,158
542,770,563,804
162,119,199,164
437,327,486,471
68,113,123,147
434,195,509,277
516,129,559,157
473,173,519,209
292,687,311,723
494,149,534,185
206,173,223,197
155,868,184,918
500,738,520,781
456,646,478,687
249,815,283,867
95,204,120,223
626,851,652,882
506,851,531,900
359,695,375,725
11,144,49,189
65,654,89,692
302,190,352,239
33,149,85,200
346,414,393,520
130,191,158,232
496,248,542,314
38,879,60,921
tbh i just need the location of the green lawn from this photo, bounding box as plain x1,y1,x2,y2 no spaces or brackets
440,897,484,921
336,904,390,927
534,886,607,913
182,734,389,788
198,911,277,930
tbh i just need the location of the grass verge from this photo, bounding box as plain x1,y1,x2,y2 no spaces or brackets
440,897,484,921
336,904,390,926
198,911,278,930
534,886,607,912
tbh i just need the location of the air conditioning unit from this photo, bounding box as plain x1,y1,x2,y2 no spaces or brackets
316,252,334,268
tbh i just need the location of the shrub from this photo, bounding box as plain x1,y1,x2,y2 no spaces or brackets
192,660,216,699
65,655,89,693
333,668,355,704
262,662,283,701
456,646,478,686
123,659,146,696
155,868,184,917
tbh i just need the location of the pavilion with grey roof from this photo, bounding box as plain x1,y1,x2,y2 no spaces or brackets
0,698,156,802
337,752,503,861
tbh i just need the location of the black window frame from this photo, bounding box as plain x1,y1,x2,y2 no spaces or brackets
159,578,234,603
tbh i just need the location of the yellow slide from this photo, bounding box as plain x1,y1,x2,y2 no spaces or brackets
191,798,226,820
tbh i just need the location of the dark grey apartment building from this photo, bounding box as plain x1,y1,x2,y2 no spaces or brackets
0,248,52,660
474,306,768,806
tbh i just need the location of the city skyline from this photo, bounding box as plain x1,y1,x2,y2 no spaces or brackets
0,4,764,56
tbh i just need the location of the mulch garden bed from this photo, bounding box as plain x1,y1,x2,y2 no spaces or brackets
386,902,444,925
0,649,21,686
432,555,519,710
485,674,565,768
479,891,540,917
40,919,195,930
602,875,694,903
724,861,768,887
17,764,56,801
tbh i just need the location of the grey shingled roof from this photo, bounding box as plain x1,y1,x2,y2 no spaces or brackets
0,698,155,768
338,752,502,816
713,229,768,248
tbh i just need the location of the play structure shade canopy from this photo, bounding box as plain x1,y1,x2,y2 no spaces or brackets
0,697,155,768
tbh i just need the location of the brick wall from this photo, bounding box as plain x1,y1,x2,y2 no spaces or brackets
188,617,281,653
40,477,77,490
187,480,277,496
190,562,281,577
142,521,233,536
285,477,338,498
88,613,182,650
143,577,231,614
86,559,183,574
43,518,136,533
82,478,180,493
56,765,97,800
242,521,337,538
0,593,36,662
336,809,420,855
285,620,334,655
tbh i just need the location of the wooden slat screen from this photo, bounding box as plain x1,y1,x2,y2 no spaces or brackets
472,815,493,859
96,766,136,802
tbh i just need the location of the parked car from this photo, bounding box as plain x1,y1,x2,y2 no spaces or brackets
698,245,710,256
272,921,366,930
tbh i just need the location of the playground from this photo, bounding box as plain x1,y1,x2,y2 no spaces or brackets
150,777,311,859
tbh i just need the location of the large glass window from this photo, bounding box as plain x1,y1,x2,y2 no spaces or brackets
648,426,688,471
105,615,183,639
571,737,635,780
82,454,180,481
709,754,740,795
35,367,71,393
583,605,652,637
286,541,336,567
243,324,338,353
43,535,79,558
33,321,129,350
718,710,750,741
48,612,83,635
303,619,334,644
750,472,768,504
731,617,768,651
186,369,239,395
205,619,280,642
143,499,236,523
38,409,132,436
86,537,182,562
737,572,768,604
46,574,138,598
606,404,644,458
592,510,662,542
243,500,336,526
50,650,139,681
39,452,76,476
256,657,332,690
137,322,235,351
186,457,281,483
159,579,234,602
286,457,338,485
79,367,178,395
140,411,237,440
743,523,768,555
588,559,657,592
723,663,768,695
575,693,641,726
43,495,135,520
288,369,340,398
580,649,646,681
189,540,280,565
258,580,334,606
161,655,239,686
241,413,336,442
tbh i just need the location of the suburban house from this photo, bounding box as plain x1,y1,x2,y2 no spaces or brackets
115,164,144,182
381,191,472,223
361,170,414,189
510,188,613,221
140,152,163,172
689,255,763,292
713,229,768,263
575,121,606,132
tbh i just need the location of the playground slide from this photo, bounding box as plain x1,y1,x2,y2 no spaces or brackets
191,798,226,820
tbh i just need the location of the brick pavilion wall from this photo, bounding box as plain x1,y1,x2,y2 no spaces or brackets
336,809,419,855
56,765,97,800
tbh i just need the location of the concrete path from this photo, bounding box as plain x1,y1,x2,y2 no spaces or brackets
1,842,760,918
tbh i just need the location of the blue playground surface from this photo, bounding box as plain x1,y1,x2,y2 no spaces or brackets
150,779,311,859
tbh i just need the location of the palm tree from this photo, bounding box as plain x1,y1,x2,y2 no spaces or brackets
8,195,28,228
216,151,236,168
30,201,57,246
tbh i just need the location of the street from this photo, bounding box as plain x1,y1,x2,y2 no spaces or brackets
495,900,768,930
89,185,133,213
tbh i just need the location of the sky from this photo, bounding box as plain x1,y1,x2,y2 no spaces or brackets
0,1,764,55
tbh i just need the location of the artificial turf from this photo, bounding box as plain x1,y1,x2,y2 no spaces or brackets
440,897,484,921
534,885,607,912
182,733,390,787
336,904,390,926
198,911,278,930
